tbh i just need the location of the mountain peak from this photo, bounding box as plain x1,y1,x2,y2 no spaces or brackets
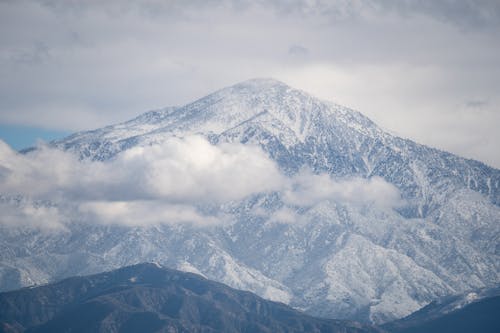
233,77,289,89
208,77,296,102
54,78,366,155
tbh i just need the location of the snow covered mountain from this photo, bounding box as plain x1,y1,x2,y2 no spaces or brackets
1,78,499,324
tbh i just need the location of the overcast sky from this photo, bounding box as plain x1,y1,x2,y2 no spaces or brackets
1,0,499,167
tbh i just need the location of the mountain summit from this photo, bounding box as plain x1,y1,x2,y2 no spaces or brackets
56,78,381,162
55,78,499,213
1,79,499,324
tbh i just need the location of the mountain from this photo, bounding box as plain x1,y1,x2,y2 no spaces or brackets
1,78,499,324
383,286,500,333
0,263,383,333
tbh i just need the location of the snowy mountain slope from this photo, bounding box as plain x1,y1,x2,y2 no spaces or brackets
53,79,499,212
1,78,499,324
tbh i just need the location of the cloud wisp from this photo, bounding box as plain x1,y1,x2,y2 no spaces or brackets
0,137,402,229
283,170,403,209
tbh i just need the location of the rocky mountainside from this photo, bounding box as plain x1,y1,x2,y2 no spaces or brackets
1,79,499,324
0,263,383,333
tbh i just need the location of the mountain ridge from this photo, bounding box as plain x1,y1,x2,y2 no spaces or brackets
383,286,500,333
0,262,383,333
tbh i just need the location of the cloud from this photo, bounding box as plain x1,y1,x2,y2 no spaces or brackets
0,136,284,203
465,99,488,109
0,139,82,199
1,0,499,168
267,0,500,30
111,136,285,203
374,0,500,30
288,44,308,57
0,199,65,230
0,136,285,228
266,206,303,225
261,170,404,226
0,137,403,229
78,201,225,227
284,170,403,209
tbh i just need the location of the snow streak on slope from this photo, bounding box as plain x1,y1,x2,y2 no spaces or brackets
1,78,499,324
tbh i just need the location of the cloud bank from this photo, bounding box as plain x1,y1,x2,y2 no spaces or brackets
0,0,499,167
0,137,402,228
0,137,284,202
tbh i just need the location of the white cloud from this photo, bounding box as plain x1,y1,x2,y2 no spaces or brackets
0,200,65,230
267,206,303,225
284,170,403,209
112,136,285,203
79,201,225,227
0,140,83,199
0,137,285,227
0,137,403,229
0,136,284,203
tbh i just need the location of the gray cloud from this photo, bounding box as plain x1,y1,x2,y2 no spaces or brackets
8,42,51,65
288,44,308,57
377,0,500,30
0,0,499,167
267,0,500,30
465,99,488,109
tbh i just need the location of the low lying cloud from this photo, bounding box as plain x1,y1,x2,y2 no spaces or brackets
79,201,226,227
0,136,285,227
284,170,403,209
266,206,303,225
0,136,284,203
288,44,308,57
121,137,285,203
0,200,65,230
0,137,402,229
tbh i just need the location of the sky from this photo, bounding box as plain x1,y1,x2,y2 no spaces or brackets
0,0,499,167
0,124,69,150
